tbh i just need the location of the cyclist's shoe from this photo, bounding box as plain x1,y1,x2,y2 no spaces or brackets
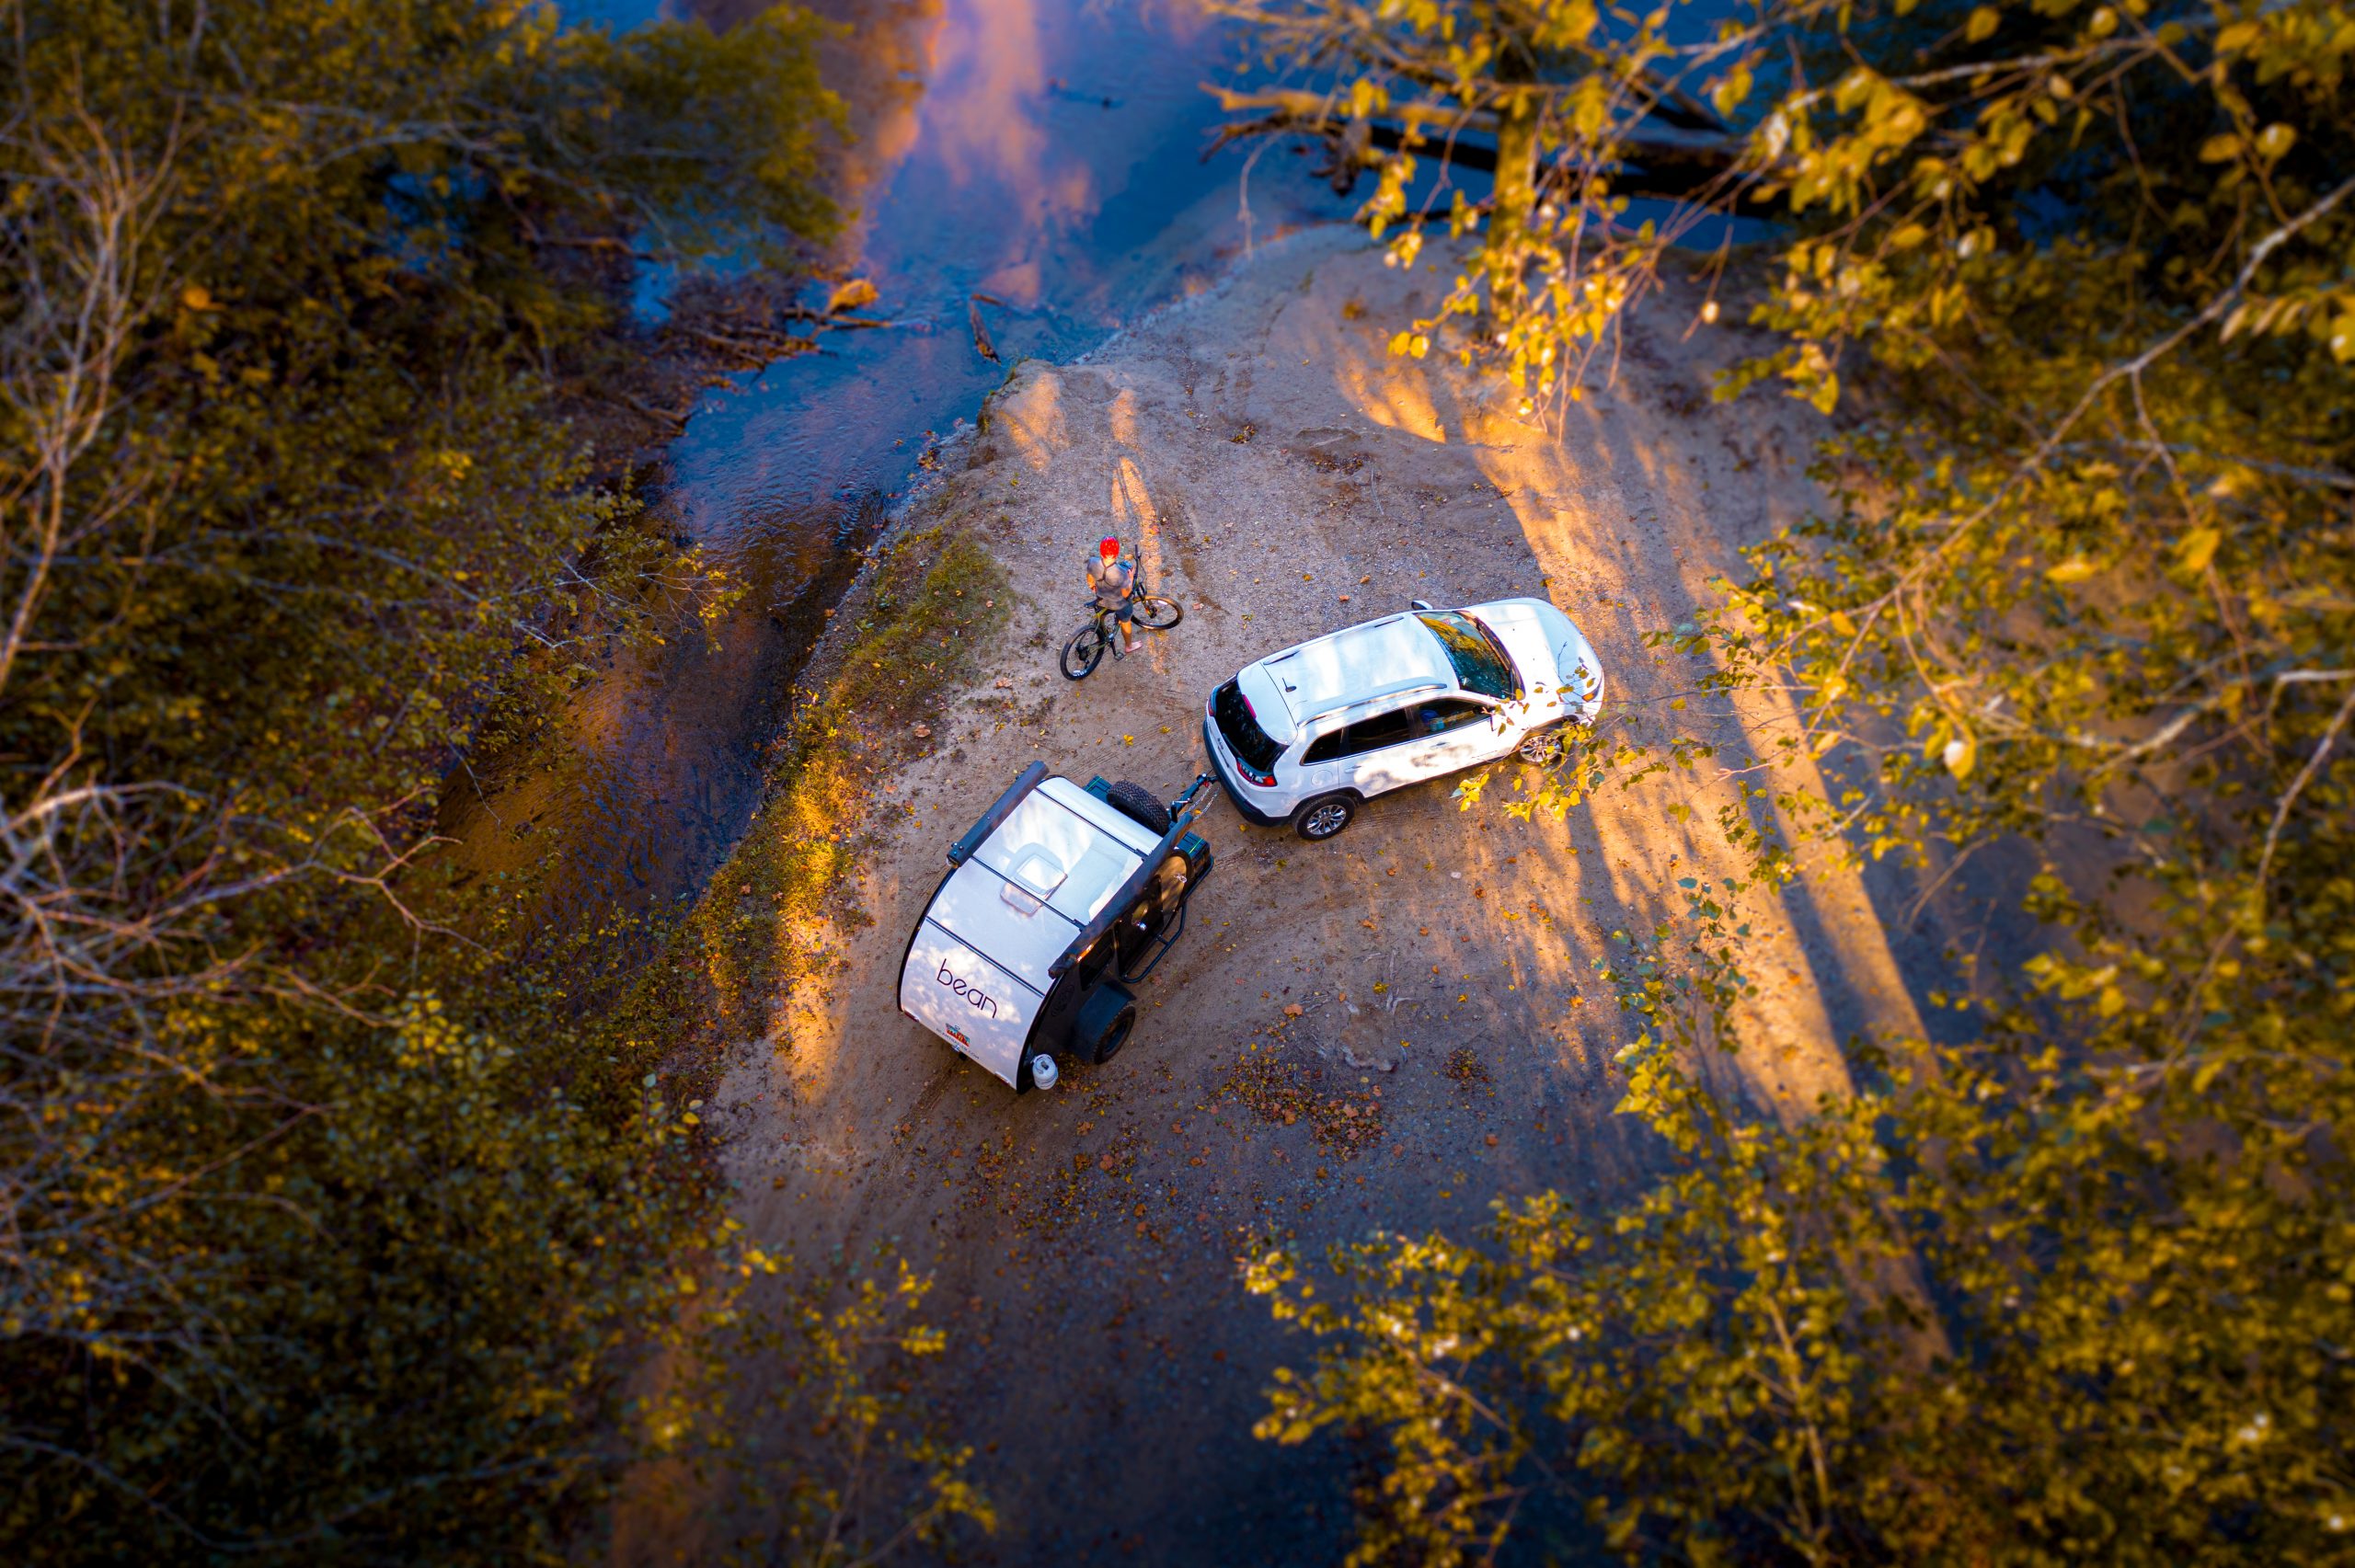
1127,640,1143,653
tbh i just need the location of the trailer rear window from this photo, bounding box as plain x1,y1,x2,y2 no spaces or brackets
1212,679,1284,773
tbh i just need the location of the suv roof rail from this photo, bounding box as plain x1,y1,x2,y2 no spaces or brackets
1302,677,1451,722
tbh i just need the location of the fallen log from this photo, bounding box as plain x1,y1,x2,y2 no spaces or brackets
1205,84,1775,212
968,297,999,364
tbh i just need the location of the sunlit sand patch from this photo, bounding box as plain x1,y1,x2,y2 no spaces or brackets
1107,383,1140,448
990,363,1069,472
1461,380,1922,1116
1329,347,1448,444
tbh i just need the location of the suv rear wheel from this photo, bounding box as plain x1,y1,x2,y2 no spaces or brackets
1293,793,1357,841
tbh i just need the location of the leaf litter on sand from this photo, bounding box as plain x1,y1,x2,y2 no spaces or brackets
1215,1042,1385,1157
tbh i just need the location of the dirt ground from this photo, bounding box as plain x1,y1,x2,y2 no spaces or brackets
677,227,1964,1565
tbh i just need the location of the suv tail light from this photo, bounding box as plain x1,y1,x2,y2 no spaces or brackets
1236,760,1277,787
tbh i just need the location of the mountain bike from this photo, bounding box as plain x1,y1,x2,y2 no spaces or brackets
1059,586,1183,680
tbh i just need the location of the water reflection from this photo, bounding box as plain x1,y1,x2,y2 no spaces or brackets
670,0,1338,543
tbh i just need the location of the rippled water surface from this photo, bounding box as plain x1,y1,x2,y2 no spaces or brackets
454,0,1345,930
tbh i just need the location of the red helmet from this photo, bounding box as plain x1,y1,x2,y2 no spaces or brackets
1099,536,1120,558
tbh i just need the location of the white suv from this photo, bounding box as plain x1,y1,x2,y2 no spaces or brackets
1201,598,1603,840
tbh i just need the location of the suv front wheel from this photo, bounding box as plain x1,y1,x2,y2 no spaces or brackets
1293,793,1357,841
1515,724,1568,765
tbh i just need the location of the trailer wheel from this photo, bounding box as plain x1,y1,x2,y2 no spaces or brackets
1074,980,1138,1066
1105,779,1171,833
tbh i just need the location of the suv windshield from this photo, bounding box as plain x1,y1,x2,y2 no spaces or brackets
1417,612,1519,700
1212,679,1285,773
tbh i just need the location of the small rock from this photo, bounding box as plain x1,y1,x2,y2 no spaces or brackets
913,723,932,738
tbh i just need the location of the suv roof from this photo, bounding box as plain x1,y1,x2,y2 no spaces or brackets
1258,615,1455,722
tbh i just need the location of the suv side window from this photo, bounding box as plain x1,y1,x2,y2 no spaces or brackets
1410,697,1490,737
1303,705,1413,763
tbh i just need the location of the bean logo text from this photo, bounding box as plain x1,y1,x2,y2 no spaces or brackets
936,959,999,1018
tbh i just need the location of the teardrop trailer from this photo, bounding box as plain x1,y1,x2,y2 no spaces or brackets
898,763,1215,1092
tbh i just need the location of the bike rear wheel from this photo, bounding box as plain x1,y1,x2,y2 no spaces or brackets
1132,595,1183,631
1060,622,1109,680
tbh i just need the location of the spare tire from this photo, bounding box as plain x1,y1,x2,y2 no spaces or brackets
1105,779,1170,834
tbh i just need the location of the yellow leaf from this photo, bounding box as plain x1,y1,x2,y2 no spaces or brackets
1887,223,1928,250
825,277,879,314
2175,526,2222,574
1965,6,1999,41
2198,132,2242,164
2046,555,2101,583
1943,731,1976,780
1710,67,1752,119
180,284,214,312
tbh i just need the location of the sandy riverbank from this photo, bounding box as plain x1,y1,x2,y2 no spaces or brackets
633,224,1963,1566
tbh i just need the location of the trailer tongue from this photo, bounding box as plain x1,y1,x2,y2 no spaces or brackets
898,766,1215,1091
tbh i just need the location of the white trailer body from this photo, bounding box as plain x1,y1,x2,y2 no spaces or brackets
899,770,1181,1091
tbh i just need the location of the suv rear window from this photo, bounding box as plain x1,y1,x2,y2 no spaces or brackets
1417,612,1519,700
1212,679,1284,773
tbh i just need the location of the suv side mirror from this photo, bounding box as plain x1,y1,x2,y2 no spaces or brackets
1408,598,1433,612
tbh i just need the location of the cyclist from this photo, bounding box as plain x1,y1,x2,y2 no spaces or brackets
1086,535,1143,653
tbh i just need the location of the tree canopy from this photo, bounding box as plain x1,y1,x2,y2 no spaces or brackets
1225,0,2355,1559
0,3,978,1560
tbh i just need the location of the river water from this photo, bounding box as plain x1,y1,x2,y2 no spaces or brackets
451,0,1349,929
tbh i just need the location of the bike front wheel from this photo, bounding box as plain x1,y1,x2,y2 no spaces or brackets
1060,623,1109,681
1131,595,1184,631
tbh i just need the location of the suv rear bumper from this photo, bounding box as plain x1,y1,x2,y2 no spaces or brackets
1200,713,1290,828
